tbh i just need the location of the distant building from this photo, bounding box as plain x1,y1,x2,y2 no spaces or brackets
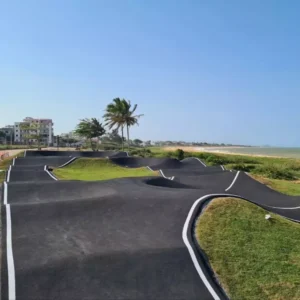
0,125,14,143
14,117,54,145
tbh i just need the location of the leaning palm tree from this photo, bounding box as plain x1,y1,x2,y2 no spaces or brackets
103,98,127,150
103,98,143,150
122,100,144,150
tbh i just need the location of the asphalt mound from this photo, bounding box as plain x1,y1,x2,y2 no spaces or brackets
151,158,206,170
5,181,117,204
5,188,214,300
11,165,48,172
110,157,206,170
25,150,128,158
173,171,239,192
109,157,177,168
180,157,206,167
145,177,195,189
14,156,72,167
14,157,74,168
9,170,54,182
229,171,300,208
162,166,224,178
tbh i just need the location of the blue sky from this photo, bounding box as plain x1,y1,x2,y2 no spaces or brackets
1,0,300,146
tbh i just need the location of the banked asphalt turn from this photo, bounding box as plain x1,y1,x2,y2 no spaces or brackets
1,150,300,300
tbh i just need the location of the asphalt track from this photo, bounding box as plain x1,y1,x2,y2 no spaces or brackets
24,150,129,158
2,152,300,300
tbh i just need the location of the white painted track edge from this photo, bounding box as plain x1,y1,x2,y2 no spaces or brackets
44,165,58,181
7,166,12,183
159,169,173,180
6,204,16,300
182,157,206,167
183,193,228,300
3,183,16,299
225,171,240,191
58,157,77,168
4,181,8,205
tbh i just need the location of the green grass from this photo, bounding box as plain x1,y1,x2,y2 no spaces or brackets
196,197,300,300
0,152,23,183
251,174,300,196
53,158,158,181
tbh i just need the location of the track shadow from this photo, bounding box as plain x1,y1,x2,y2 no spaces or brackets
145,177,195,189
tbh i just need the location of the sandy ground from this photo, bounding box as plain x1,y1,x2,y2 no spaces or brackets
163,146,285,158
0,149,28,158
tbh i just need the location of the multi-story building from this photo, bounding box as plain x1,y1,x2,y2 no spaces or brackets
0,125,14,144
14,117,54,145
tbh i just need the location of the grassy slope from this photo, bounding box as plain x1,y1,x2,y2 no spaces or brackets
0,152,23,183
196,197,300,300
53,158,158,181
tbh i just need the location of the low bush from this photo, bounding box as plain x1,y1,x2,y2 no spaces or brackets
129,148,152,157
253,164,296,180
227,164,256,172
175,149,184,160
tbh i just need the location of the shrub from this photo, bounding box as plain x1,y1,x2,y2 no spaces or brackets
253,164,296,180
129,148,153,157
175,149,184,160
228,164,256,172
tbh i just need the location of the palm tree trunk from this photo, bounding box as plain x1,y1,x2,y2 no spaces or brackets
127,125,130,150
121,126,124,151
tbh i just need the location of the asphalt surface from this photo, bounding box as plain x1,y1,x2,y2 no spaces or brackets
2,152,300,300
25,150,129,158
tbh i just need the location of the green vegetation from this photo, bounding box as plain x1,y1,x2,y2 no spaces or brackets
103,98,144,150
0,152,23,183
175,148,185,160
74,118,106,151
196,197,300,300
20,122,51,149
53,158,157,181
251,174,300,196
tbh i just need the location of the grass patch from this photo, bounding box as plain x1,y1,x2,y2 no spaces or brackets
196,197,300,300
0,152,23,183
251,174,300,196
53,158,158,181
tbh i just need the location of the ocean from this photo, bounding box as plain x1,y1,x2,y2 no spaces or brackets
207,147,300,159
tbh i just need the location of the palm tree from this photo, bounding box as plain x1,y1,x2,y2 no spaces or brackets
103,98,126,150
103,98,143,150
122,100,144,150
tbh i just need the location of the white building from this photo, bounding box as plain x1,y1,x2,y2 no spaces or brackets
14,117,54,145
